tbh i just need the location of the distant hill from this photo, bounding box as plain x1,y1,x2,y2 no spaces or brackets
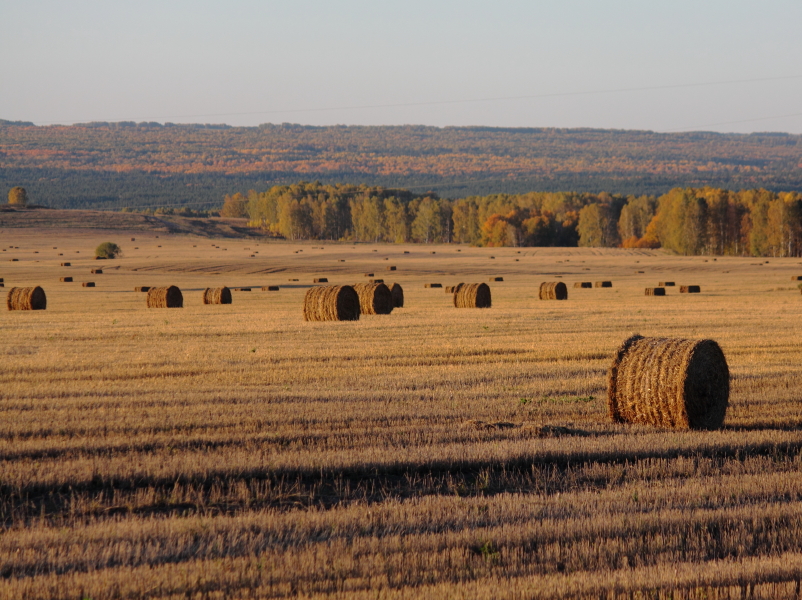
1,121,800,209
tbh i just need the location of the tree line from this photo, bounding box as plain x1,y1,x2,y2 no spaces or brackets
224,182,802,256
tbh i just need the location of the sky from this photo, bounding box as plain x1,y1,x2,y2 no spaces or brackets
2,0,802,133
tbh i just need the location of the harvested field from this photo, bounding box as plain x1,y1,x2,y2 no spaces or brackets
5,232,802,598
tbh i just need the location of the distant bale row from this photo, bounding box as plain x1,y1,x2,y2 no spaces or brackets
454,283,491,308
303,285,360,321
608,334,729,430
203,287,232,305
352,282,393,315
147,286,183,308
540,281,567,300
7,286,46,310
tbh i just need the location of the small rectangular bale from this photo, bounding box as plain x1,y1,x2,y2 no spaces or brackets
595,281,613,288
680,285,701,293
424,283,442,288
90,269,103,274
59,277,73,282
313,278,328,283
82,282,95,287
490,277,504,282
574,282,592,288
645,287,666,296
658,281,676,286
386,266,396,271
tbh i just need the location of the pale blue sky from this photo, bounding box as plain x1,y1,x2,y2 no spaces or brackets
2,0,801,132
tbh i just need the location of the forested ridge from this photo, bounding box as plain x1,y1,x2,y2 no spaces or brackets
1,120,801,209
224,182,802,257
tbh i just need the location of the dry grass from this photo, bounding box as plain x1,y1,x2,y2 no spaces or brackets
4,233,802,597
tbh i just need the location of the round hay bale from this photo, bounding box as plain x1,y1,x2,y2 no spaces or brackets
313,278,328,283
7,286,46,311
90,269,103,274
792,276,802,281
203,287,232,305
364,273,374,277
645,287,666,296
303,285,360,321
146,286,183,308
82,282,95,287
60,262,71,267
680,285,701,293
454,283,491,308
608,334,729,430
489,277,503,282
424,283,442,288
595,281,612,288
368,279,384,284
574,282,592,288
59,277,73,282
390,283,404,308
135,286,150,292
262,285,280,291
658,281,675,286
352,282,393,315
386,266,396,271
539,281,568,300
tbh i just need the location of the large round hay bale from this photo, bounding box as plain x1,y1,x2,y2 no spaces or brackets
454,283,491,308
645,287,666,296
303,285,360,321
389,283,404,307
203,286,232,305
539,281,567,300
7,286,47,311
146,286,183,308
607,334,729,430
352,282,393,315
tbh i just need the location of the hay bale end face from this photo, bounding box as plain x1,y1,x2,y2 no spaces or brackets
313,278,328,283
645,287,666,296
659,281,676,286
353,282,394,315
680,285,701,293
135,286,150,292
424,283,442,288
59,277,73,282
574,282,592,288
389,283,404,308
82,282,95,287
608,334,729,430
303,285,360,321
454,283,491,308
539,281,568,300
146,286,183,308
594,281,612,288
7,286,47,311
203,287,232,305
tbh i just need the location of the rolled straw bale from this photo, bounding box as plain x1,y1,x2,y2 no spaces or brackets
303,285,360,321
792,276,802,281
659,281,676,286
539,281,567,300
59,277,73,282
0,278,4,283
574,282,592,288
368,279,384,283
424,283,442,288
202,287,232,305
595,281,612,288
262,286,279,291
313,278,328,283
607,334,729,429
403,251,410,254
82,282,95,287
0,283,4,287
60,262,71,267
234,287,251,291
135,286,150,292
645,287,666,296
364,273,374,277
490,277,504,282
680,285,701,293
9,259,18,262
7,286,47,311
90,269,103,274
390,283,404,308
146,286,183,308
446,283,465,295
454,283,491,308
386,266,396,271
352,282,393,315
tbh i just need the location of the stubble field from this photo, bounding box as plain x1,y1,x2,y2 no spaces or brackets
2,229,802,599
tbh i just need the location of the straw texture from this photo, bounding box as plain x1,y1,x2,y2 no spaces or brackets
303,285,360,321
454,283,491,308
146,286,183,308
539,281,568,300
352,282,393,315
202,287,232,305
7,286,46,310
